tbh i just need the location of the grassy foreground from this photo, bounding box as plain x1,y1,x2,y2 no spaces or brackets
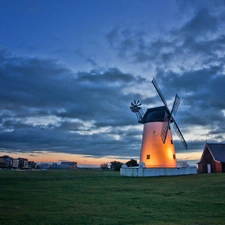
0,169,225,225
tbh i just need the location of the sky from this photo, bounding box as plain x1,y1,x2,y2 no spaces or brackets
1,0,225,167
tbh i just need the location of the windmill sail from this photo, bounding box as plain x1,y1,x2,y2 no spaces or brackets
171,94,180,116
152,78,169,110
152,78,187,150
173,120,188,150
161,111,170,143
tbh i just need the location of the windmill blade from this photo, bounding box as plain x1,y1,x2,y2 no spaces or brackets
161,112,170,143
173,120,188,150
130,106,135,112
130,100,143,113
152,78,169,111
130,100,144,122
171,94,180,116
130,106,139,112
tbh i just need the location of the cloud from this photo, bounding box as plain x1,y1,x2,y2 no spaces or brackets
0,50,148,158
2,2,225,163
106,4,225,74
106,4,225,150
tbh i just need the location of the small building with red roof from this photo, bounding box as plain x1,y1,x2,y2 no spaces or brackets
198,143,225,173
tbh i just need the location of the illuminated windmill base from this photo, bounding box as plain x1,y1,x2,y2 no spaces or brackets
140,122,177,168
141,122,176,168
139,106,176,168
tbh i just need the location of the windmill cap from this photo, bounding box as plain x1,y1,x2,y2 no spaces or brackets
140,106,167,124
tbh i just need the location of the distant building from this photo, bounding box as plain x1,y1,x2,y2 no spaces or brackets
0,155,78,170
61,162,77,169
0,155,39,170
58,163,69,169
28,161,36,169
18,158,28,169
0,155,13,168
40,163,50,170
52,163,58,169
12,158,19,169
0,156,4,167
198,143,225,173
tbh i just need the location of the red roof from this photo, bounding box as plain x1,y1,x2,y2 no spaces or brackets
206,143,225,163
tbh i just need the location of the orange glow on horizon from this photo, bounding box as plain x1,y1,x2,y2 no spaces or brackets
176,151,202,161
0,149,202,168
0,151,123,167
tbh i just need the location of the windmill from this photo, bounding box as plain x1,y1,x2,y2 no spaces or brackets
130,78,187,168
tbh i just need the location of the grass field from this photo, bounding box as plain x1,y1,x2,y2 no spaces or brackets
0,169,225,225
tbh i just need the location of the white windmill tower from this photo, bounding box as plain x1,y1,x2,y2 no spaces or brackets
130,78,187,168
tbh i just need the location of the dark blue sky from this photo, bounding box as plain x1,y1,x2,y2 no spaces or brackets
1,0,225,165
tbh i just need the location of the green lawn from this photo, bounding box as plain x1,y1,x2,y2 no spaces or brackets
0,169,225,225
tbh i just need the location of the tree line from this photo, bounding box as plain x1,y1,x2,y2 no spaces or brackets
100,159,138,171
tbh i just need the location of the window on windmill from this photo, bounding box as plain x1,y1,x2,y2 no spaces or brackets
173,154,176,159
147,155,150,160
171,140,173,144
